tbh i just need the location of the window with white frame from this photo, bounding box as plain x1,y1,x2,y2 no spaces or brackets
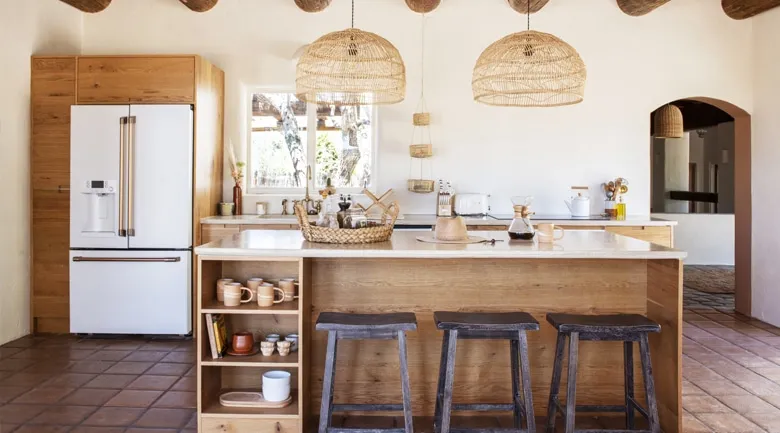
248,91,376,193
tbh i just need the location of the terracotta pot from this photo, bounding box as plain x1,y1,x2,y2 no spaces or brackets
231,332,254,354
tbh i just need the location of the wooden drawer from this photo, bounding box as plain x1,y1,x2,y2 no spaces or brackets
607,226,673,248
77,56,196,103
201,225,240,244
240,224,298,231
201,418,299,433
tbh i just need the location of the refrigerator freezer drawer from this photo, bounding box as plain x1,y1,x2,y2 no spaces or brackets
69,250,191,335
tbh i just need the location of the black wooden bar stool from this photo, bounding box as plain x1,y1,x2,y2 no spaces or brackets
316,312,418,433
545,313,662,433
433,311,540,433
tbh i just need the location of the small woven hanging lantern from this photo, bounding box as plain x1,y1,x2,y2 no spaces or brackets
296,0,406,106
294,0,331,13
405,0,441,13
653,104,684,138
472,30,587,107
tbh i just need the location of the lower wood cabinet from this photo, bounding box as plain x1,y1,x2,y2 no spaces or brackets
201,224,298,244
201,418,300,433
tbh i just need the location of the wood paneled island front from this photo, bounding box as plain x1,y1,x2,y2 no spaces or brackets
194,230,685,433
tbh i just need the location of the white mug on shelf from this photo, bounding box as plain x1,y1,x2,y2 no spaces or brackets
262,370,291,402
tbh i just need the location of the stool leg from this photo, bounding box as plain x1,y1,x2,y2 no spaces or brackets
439,330,458,433
434,332,450,433
318,331,338,433
639,333,661,433
565,332,579,433
518,330,536,433
546,333,566,433
624,341,635,430
510,338,522,429
398,331,414,433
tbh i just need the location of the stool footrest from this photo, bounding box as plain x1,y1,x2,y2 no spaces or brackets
327,429,405,433
574,405,627,413
452,403,515,412
333,404,404,412
450,429,528,433
574,430,653,433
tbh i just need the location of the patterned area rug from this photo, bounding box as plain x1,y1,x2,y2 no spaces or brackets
684,265,735,294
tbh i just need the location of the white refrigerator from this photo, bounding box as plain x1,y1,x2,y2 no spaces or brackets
70,105,193,335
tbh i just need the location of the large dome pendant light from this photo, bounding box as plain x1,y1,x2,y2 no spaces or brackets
296,0,406,106
653,104,684,139
472,0,587,107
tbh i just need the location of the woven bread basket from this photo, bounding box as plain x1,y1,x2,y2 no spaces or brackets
295,203,399,244
413,112,430,126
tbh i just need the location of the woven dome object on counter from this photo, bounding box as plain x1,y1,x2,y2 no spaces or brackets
653,104,684,138
472,30,587,107
296,28,406,106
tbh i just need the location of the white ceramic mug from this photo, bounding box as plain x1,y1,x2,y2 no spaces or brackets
216,278,234,302
265,333,281,343
278,278,299,302
536,223,565,244
262,370,291,402
223,282,254,307
285,334,299,352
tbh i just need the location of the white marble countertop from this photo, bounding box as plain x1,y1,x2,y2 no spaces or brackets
195,229,686,260
201,214,677,227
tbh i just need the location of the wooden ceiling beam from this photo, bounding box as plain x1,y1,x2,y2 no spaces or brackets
295,0,332,13
722,0,780,19
507,0,550,14
57,0,111,13
178,0,219,12
617,0,670,16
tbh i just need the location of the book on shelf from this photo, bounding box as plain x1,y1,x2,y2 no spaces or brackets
205,313,228,359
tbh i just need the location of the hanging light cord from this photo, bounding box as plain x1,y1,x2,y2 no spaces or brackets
527,0,530,30
351,0,355,28
420,14,426,100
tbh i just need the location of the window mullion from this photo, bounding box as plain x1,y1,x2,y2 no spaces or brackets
307,101,317,184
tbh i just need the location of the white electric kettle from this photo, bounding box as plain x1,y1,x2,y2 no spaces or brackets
564,187,591,218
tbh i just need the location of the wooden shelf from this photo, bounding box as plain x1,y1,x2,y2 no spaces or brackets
202,350,299,367
202,301,299,315
202,390,299,419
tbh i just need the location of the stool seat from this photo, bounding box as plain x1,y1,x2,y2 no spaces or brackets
546,313,661,334
434,311,539,331
316,312,417,331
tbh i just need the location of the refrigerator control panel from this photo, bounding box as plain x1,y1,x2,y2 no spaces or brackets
83,180,116,194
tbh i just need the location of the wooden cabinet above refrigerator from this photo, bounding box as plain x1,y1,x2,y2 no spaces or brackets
30,55,225,334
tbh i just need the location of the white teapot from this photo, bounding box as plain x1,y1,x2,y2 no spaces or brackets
564,194,590,218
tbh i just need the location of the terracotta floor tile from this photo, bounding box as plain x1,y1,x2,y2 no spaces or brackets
718,394,780,414
696,412,766,433
39,372,96,388
171,376,196,391
184,366,196,377
1,372,54,387
127,375,178,391
12,386,75,404
104,361,154,375
160,351,194,364
736,377,780,396
1,338,36,349
30,360,74,373
743,412,780,432
69,427,126,433
105,389,164,407
0,358,35,372
683,395,732,413
133,408,193,428
60,388,119,406
103,341,144,351
0,348,23,359
81,406,145,426
13,425,71,432
683,412,714,433
0,404,48,424
122,351,169,362
28,405,98,425
145,363,190,376
125,429,178,433
153,390,195,408
0,386,28,403
85,350,132,361
751,366,780,382
0,424,18,433
83,374,138,389
68,360,116,374
184,412,197,428
760,393,780,409
137,341,180,351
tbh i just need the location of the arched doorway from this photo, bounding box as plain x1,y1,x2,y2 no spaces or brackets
650,97,751,316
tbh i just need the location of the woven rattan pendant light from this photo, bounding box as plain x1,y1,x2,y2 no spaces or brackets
472,0,587,107
653,104,684,138
296,0,406,105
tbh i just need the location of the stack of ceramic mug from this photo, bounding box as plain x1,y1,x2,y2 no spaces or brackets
216,277,298,308
260,333,298,356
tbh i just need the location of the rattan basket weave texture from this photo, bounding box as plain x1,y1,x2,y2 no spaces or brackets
295,203,399,244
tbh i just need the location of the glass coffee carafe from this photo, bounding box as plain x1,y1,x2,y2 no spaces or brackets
508,196,535,240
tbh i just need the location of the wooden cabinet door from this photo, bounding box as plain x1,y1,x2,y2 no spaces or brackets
32,190,71,333
77,56,196,104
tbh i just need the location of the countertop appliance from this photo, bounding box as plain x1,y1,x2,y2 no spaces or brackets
453,193,489,216
70,105,193,335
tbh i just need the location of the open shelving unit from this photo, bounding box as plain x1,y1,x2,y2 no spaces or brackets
196,255,311,433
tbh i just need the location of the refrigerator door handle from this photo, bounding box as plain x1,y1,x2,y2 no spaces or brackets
118,116,128,237
127,115,137,237
72,256,182,263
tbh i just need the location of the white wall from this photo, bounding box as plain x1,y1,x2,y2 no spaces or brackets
80,0,753,216
0,0,82,345
653,213,735,265
752,8,780,326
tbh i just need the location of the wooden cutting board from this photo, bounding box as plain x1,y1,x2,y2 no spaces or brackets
219,391,292,408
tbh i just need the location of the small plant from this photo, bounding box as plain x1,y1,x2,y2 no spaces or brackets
227,140,245,185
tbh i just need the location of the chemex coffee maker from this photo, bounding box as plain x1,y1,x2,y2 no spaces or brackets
508,196,535,240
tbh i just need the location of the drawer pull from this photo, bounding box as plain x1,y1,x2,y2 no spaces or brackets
72,256,181,263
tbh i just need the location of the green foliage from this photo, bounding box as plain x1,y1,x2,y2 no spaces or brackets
316,133,338,184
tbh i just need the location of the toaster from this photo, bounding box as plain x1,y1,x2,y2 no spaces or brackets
453,194,490,216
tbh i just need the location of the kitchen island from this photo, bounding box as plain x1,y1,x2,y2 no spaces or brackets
194,230,685,433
